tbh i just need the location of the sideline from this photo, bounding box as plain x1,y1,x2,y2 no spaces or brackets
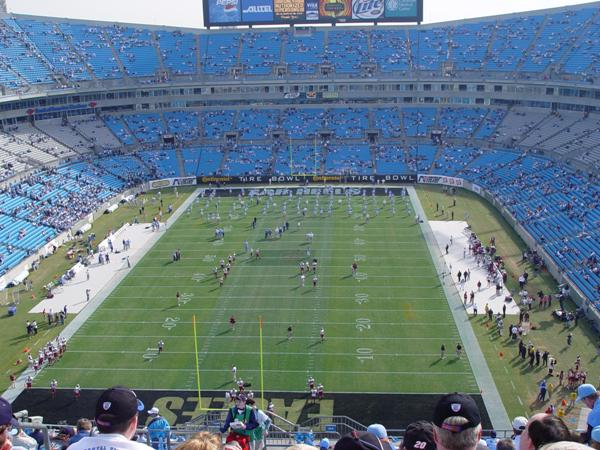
2,189,201,402
407,186,512,431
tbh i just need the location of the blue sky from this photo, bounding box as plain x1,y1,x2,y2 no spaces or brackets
6,0,596,28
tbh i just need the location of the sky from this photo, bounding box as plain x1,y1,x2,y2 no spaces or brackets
5,0,597,28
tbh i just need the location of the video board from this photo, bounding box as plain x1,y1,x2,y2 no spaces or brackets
204,0,422,27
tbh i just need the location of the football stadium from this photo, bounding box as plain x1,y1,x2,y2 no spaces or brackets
0,0,598,448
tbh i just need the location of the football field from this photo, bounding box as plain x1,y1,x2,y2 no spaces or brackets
35,188,478,396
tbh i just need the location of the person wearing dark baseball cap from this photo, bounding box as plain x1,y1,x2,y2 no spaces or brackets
401,421,436,450
334,430,385,450
69,387,152,450
0,397,19,450
432,393,482,450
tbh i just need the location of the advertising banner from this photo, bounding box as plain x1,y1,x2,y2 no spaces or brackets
319,0,351,19
416,174,464,187
305,0,320,19
208,0,242,23
352,0,384,20
149,177,198,190
274,0,305,20
197,174,416,185
384,0,416,17
205,0,419,25
242,0,275,21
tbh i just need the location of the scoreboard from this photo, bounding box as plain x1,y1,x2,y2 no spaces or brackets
204,0,422,27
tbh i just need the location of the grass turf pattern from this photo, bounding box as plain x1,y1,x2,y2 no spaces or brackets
35,191,478,395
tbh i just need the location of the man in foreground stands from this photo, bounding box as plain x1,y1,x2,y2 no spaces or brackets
433,393,482,450
69,387,152,450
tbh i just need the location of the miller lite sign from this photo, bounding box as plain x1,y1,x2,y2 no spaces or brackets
352,0,383,19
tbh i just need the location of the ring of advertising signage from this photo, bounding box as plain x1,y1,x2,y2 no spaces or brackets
204,0,421,26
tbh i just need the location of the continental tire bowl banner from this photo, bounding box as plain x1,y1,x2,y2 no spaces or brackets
417,174,464,187
204,0,421,25
197,174,416,184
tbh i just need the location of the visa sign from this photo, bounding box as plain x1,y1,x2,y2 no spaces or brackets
352,0,383,19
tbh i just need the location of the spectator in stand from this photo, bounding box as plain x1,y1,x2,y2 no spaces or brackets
511,417,528,450
10,425,37,450
432,393,482,450
484,431,498,450
320,438,331,450
576,384,600,443
518,413,574,450
174,431,221,450
495,440,514,450
69,386,152,450
67,419,92,447
220,393,258,450
0,397,19,450
401,421,436,450
145,407,170,450
367,424,396,450
334,431,385,450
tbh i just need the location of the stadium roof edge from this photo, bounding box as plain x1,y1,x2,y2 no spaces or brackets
7,0,600,33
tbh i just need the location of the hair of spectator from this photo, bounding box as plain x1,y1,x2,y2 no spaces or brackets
434,416,482,450
496,439,515,450
527,416,573,449
174,431,222,450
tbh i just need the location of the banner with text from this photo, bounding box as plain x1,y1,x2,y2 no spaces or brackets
416,174,464,187
149,177,198,190
197,174,416,185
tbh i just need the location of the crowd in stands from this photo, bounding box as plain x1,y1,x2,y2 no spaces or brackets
2,385,600,450
0,2,597,88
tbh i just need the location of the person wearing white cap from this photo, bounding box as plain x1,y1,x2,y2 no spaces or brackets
575,384,600,443
145,406,170,450
367,424,395,450
511,416,528,450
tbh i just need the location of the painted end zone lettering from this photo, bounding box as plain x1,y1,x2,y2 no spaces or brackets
13,389,491,430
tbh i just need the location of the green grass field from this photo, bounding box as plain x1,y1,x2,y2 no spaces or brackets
34,189,478,395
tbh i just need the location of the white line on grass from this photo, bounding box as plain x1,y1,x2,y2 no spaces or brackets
150,247,428,251
69,335,456,340
43,367,473,375
139,265,436,271
108,296,447,301
86,320,456,326
65,350,446,357
100,307,451,312
127,274,438,279
117,284,443,289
